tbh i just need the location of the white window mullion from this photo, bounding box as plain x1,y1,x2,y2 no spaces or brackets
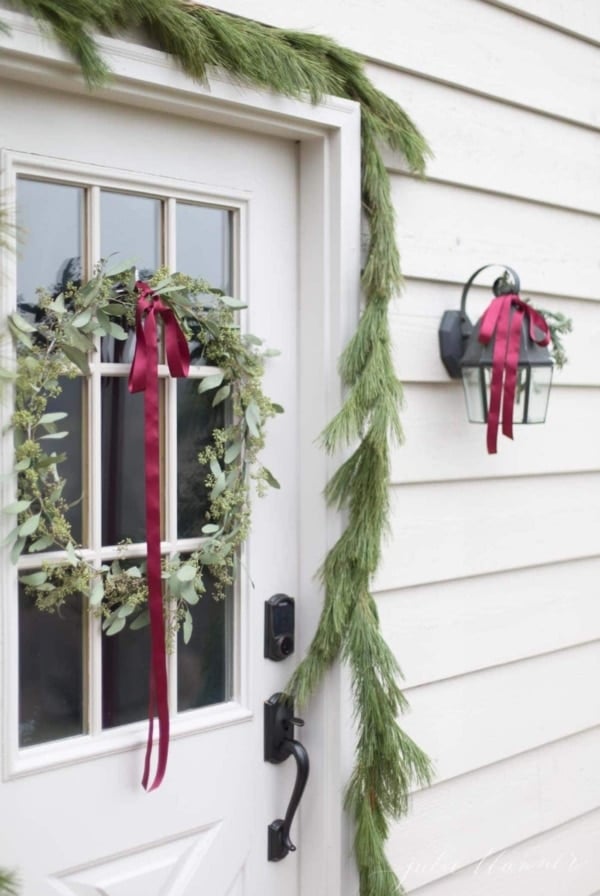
165,196,179,710
88,185,103,736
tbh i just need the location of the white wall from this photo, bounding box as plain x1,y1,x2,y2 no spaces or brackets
206,2,600,892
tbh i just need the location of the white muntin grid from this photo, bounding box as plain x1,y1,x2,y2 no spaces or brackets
2,153,252,772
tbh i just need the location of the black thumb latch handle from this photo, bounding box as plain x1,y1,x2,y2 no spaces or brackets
264,693,310,861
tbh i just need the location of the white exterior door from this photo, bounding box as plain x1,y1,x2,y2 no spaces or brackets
0,17,362,896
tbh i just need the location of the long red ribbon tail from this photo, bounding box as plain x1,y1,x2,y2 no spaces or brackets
478,293,551,455
128,282,189,791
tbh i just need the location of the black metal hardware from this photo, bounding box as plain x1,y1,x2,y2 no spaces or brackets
439,264,520,378
264,692,310,861
264,594,295,661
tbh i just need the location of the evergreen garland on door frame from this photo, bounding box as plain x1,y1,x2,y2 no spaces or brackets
1,4,434,894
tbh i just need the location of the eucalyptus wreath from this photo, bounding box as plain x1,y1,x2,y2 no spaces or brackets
0,3,434,894
5,262,280,644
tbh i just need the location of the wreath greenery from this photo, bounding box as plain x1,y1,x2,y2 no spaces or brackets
1,4,433,895
6,263,280,644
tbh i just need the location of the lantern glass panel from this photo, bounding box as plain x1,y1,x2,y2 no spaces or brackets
462,366,488,423
512,366,530,425
525,366,553,423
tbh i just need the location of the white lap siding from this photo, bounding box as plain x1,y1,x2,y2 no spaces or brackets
209,2,600,892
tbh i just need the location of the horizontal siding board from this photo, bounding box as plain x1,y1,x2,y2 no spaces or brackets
391,176,600,303
400,800,600,895
480,0,600,44
400,643,600,783
375,558,600,688
372,67,600,214
389,728,600,889
392,385,600,482
391,282,599,387
200,0,600,126
374,474,600,592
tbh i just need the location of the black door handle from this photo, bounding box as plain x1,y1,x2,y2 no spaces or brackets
264,692,310,861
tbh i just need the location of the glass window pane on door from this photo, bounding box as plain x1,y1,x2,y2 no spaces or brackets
19,586,84,747
177,576,232,712
16,179,86,747
17,179,84,311
101,380,161,546
176,203,232,294
101,191,162,280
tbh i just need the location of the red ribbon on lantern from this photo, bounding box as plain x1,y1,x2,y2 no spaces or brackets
478,293,550,455
128,281,190,790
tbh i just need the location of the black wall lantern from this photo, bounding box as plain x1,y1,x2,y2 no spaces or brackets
439,264,553,454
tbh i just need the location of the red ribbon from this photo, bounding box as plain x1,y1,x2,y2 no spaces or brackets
478,293,550,454
128,281,190,790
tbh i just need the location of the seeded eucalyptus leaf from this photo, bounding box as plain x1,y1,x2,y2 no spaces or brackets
96,309,111,332
39,431,68,440
107,321,128,340
65,326,94,353
48,294,66,313
18,513,40,537
198,372,224,394
183,609,193,644
61,344,90,375
181,582,199,604
219,295,247,310
71,309,93,328
209,457,222,479
245,403,260,438
212,384,231,406
1,525,19,547
4,500,32,514
210,472,227,501
77,276,103,303
201,523,220,535
19,570,47,587
10,538,26,563
9,313,36,334
29,535,55,552
66,542,78,566
48,483,66,503
125,566,142,578
117,603,136,618
130,609,150,630
103,257,136,277
262,467,281,489
39,412,68,425
176,565,196,582
8,319,33,348
224,442,242,464
106,616,127,636
104,303,127,315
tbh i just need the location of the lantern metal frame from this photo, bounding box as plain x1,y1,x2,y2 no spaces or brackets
438,264,553,426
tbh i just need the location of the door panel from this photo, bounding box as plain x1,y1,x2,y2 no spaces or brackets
0,78,300,896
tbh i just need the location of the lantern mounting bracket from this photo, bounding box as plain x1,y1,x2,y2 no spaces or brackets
439,264,520,379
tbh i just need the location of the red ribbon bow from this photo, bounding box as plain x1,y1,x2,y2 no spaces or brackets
128,281,190,791
478,292,550,455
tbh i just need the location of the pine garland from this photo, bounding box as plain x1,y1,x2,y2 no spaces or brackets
2,4,434,893
0,872,18,896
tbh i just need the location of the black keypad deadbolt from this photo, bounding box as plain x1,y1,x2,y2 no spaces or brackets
264,594,295,661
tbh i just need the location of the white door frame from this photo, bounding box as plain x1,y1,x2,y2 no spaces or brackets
0,10,362,896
